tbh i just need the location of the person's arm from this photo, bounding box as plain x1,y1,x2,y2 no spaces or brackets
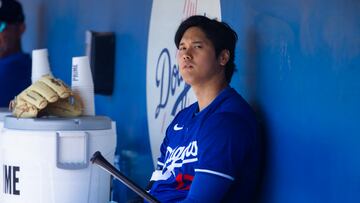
180,112,256,202
179,172,232,203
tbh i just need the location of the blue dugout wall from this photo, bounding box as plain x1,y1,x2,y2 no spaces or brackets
21,0,360,202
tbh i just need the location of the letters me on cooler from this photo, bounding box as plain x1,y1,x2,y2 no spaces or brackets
0,116,116,203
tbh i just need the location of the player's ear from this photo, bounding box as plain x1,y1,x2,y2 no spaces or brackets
218,49,230,66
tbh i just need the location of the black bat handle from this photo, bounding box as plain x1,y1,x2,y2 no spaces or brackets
90,151,160,203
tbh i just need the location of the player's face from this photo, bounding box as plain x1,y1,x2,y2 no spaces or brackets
0,22,23,58
177,27,224,87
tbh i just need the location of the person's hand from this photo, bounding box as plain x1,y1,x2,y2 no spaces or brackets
9,75,83,118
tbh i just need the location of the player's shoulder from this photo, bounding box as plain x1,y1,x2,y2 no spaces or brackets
203,111,249,129
208,95,254,126
201,95,258,137
216,88,253,113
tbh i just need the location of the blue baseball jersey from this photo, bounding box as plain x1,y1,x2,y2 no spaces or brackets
0,52,31,107
149,87,260,202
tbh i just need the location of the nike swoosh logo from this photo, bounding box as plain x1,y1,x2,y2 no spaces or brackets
173,124,184,131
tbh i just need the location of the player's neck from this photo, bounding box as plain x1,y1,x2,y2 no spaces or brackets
193,79,228,112
0,46,22,58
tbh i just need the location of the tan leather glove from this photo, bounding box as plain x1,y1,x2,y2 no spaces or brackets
9,75,83,118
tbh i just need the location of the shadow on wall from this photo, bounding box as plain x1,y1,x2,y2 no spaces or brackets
244,26,270,203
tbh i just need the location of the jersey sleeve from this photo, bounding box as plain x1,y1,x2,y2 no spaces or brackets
178,172,232,203
195,112,256,180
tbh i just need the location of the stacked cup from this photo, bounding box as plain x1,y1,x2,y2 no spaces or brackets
71,56,95,116
31,48,53,83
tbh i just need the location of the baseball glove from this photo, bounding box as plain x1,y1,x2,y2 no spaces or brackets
9,75,83,118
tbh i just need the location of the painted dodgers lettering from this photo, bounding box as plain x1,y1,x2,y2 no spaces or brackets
155,48,190,119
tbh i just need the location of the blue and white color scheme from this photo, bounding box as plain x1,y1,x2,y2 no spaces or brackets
18,1,360,202
149,87,260,202
146,0,221,166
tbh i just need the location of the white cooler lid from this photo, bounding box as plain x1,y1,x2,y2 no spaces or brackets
0,108,11,122
4,116,112,130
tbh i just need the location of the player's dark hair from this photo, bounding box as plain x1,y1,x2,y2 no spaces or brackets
174,15,238,83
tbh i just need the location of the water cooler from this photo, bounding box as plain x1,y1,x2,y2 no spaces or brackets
0,116,116,203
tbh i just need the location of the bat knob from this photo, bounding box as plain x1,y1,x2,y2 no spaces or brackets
90,151,102,164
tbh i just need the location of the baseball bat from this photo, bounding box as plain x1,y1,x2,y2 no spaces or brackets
90,151,160,203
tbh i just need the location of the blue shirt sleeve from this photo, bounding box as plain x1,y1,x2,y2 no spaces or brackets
178,172,232,203
195,112,255,180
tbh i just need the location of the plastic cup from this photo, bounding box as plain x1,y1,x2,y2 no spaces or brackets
71,56,95,116
72,56,94,87
31,48,52,83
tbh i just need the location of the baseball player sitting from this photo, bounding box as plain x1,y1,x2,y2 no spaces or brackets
147,15,261,202
0,0,32,107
